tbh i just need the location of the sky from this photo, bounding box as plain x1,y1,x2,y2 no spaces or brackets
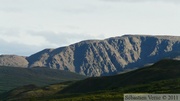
0,0,180,56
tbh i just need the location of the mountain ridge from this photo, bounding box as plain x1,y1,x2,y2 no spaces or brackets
0,35,180,76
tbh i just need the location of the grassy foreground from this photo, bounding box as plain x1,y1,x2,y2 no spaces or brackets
2,77,179,101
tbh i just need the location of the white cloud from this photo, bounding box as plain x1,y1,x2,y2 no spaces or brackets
0,31,49,46
0,0,180,55
0,28,57,55
0,40,41,56
101,0,180,3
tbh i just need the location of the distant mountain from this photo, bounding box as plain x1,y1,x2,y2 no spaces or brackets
0,35,180,76
0,66,86,94
0,55,28,67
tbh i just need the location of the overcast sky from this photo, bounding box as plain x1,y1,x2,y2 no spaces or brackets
0,0,180,56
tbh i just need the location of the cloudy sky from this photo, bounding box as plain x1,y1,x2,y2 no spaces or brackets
0,0,180,56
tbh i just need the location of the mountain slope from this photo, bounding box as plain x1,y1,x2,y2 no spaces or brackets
0,66,86,94
61,59,180,93
27,35,180,76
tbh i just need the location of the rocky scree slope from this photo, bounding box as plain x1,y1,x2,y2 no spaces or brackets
1,35,180,76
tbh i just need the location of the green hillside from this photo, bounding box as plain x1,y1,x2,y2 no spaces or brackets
61,59,180,93
0,66,86,94
1,59,180,101
0,81,75,101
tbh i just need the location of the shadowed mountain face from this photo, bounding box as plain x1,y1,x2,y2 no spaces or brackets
1,35,180,76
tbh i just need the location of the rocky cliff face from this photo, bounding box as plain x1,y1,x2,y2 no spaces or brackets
1,35,180,76
26,35,180,76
